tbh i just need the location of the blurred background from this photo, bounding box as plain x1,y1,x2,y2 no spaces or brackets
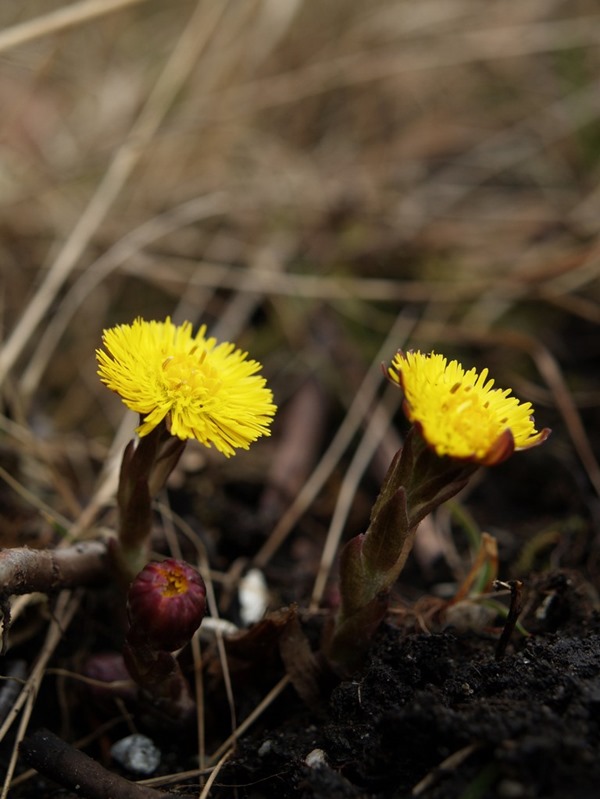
1,0,599,588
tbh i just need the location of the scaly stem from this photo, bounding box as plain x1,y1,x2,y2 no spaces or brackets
113,421,186,583
327,427,477,674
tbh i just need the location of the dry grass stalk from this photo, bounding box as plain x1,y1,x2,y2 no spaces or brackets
0,0,599,793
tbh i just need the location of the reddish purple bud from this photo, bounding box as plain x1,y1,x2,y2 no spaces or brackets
127,559,206,652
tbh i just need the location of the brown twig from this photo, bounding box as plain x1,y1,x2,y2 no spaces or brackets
494,580,524,660
19,728,171,799
0,541,109,653
0,541,109,598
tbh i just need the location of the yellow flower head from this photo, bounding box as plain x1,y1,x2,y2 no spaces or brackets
388,350,550,465
97,317,276,457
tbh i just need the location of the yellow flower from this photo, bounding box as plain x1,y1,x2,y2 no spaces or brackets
388,350,549,465
97,317,276,457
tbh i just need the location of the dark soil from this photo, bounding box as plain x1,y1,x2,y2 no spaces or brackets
4,419,600,799
211,571,600,799
5,508,600,799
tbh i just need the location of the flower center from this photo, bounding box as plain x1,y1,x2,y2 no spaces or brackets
159,565,189,597
437,384,498,449
161,349,214,403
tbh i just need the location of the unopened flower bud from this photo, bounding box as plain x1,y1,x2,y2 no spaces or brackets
127,559,206,652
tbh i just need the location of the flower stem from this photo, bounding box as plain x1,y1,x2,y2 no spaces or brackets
112,422,186,583
327,427,477,674
123,559,206,724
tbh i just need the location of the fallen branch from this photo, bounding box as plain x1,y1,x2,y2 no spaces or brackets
0,540,109,597
19,728,171,799
0,541,110,652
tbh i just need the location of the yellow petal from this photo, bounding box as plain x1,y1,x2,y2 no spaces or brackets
389,350,550,464
97,317,276,456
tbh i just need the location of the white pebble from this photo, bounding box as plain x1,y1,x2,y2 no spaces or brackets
239,568,269,625
111,734,160,776
304,748,328,768
258,739,273,757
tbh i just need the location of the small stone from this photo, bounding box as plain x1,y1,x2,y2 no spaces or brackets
111,734,161,776
304,748,327,768
258,739,273,757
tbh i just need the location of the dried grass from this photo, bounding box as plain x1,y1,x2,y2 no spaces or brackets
1,0,599,795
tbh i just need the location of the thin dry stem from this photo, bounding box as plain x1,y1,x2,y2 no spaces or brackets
116,258,518,302
254,310,419,569
209,675,291,765
183,15,600,120
0,0,230,387
153,504,238,747
198,749,232,799
411,321,600,498
1,590,81,799
411,743,481,796
0,0,147,54
191,634,206,787
0,465,72,533
20,193,230,399
310,384,401,610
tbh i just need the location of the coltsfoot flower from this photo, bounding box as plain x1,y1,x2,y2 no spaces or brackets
127,559,206,652
97,317,276,457
388,350,550,465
